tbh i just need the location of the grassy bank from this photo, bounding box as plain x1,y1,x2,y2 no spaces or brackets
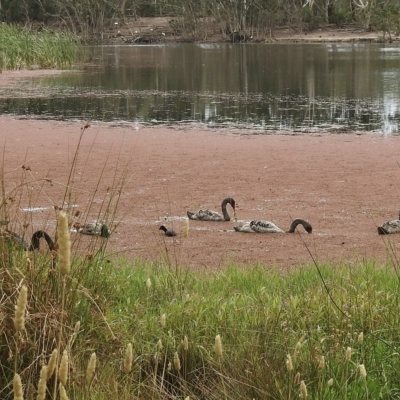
1,124,400,399
0,24,81,71
1,243,400,399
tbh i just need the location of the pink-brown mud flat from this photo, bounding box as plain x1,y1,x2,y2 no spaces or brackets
1,73,400,271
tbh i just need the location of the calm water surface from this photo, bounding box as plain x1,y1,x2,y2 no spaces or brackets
1,43,400,134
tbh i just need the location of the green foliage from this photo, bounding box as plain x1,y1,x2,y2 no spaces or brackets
2,250,400,399
0,0,398,42
0,24,81,70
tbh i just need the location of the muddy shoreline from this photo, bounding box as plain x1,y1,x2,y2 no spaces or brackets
1,104,399,270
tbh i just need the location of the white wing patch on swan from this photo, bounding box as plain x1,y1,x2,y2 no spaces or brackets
250,220,285,233
234,220,285,233
379,220,400,234
194,209,223,221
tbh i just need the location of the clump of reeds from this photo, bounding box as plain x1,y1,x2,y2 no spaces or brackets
0,24,80,70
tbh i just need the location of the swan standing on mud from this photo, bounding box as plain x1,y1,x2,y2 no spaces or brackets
187,198,236,221
378,211,400,234
234,218,312,233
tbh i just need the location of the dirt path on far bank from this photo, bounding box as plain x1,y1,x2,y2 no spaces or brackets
1,102,400,270
104,17,393,44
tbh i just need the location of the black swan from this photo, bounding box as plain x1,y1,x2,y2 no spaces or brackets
79,222,111,238
378,211,400,234
159,225,177,237
3,230,55,251
187,198,236,221
234,218,312,233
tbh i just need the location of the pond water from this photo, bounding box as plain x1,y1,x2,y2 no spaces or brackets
1,43,400,134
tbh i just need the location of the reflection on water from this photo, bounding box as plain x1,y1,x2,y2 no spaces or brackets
0,43,400,134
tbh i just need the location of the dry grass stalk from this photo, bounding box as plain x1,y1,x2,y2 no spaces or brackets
13,373,24,400
57,211,71,275
59,350,69,386
123,343,133,373
36,365,47,400
14,285,28,332
182,218,189,238
86,352,97,385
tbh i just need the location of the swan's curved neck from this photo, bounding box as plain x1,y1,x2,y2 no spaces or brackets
221,199,232,221
287,219,311,233
30,231,55,251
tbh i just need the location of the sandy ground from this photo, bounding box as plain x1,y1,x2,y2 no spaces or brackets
1,70,400,271
105,17,394,44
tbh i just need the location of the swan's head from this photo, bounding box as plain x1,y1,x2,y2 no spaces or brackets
159,225,167,232
228,198,236,209
100,224,111,238
305,224,312,233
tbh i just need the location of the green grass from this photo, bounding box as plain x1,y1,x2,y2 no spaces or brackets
2,247,400,399
0,24,81,70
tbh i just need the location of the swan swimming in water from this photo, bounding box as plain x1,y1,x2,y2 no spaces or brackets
187,198,236,221
159,225,177,237
2,229,55,251
378,211,400,235
234,218,312,233
79,222,111,238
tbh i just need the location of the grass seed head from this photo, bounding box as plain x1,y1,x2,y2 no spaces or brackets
36,365,47,400
300,380,308,398
159,313,166,328
215,334,223,358
59,350,69,386
345,347,352,362
59,383,69,400
47,349,58,379
327,378,334,387
294,341,302,357
318,355,325,369
286,354,293,371
123,343,133,373
359,363,367,379
14,285,28,332
86,352,97,385
358,332,364,344
146,278,152,289
182,335,189,351
13,373,24,400
173,352,181,371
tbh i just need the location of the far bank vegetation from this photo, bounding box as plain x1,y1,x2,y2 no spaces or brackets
0,0,399,42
